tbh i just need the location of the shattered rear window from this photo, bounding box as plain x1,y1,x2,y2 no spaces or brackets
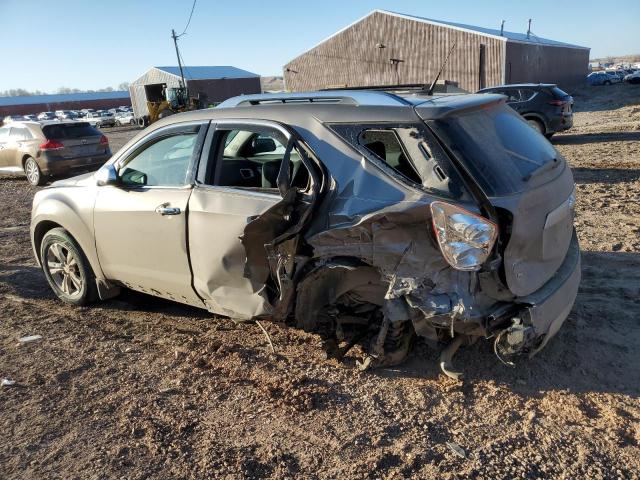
428,106,559,196
329,123,470,200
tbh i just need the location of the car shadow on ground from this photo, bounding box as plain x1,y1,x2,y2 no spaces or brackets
553,131,640,145
2,251,638,399
572,167,640,184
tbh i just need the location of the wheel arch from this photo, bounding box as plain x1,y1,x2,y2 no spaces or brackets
522,114,547,133
31,200,105,282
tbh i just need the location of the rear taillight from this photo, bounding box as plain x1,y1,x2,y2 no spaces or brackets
430,201,498,271
548,99,567,106
39,139,64,150
99,135,109,146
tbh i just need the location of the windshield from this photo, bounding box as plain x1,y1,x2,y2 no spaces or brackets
428,105,559,196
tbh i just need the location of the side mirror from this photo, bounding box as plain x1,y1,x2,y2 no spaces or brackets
95,164,118,186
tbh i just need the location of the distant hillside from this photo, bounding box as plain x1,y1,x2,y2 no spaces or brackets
261,76,284,92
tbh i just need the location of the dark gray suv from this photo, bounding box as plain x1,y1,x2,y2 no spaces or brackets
478,83,574,138
30,90,580,379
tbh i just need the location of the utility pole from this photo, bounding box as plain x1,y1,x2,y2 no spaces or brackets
171,29,186,89
527,19,532,39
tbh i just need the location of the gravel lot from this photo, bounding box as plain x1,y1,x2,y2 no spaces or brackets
1,84,639,479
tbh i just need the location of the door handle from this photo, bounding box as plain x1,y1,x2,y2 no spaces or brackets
155,203,181,215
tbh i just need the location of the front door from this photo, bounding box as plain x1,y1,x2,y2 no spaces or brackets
94,121,207,306
188,120,321,319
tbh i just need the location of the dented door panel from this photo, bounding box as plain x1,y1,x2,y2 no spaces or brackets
188,186,281,319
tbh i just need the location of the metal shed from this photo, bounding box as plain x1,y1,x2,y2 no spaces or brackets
283,10,590,92
129,66,261,117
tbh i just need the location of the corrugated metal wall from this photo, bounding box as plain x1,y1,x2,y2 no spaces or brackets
187,78,261,106
283,11,505,92
504,42,590,88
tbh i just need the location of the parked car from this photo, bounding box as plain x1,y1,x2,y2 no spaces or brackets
624,71,640,84
55,110,78,120
587,71,622,86
23,114,38,121
30,90,580,378
115,111,135,126
84,111,116,128
477,83,573,138
0,121,110,185
37,111,57,121
2,115,26,125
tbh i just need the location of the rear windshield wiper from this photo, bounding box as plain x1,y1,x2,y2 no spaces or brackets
522,157,561,182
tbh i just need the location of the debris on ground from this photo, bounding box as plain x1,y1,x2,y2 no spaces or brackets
18,335,42,343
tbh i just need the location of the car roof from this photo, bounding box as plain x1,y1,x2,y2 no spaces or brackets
146,91,505,133
479,83,556,90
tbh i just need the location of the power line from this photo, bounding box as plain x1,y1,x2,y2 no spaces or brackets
178,0,197,37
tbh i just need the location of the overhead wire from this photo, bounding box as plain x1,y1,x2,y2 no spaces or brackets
177,0,197,37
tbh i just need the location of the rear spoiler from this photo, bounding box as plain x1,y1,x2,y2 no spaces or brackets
413,94,506,120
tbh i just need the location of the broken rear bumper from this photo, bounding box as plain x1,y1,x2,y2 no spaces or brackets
515,229,581,353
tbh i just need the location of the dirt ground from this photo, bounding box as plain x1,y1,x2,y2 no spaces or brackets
1,84,639,479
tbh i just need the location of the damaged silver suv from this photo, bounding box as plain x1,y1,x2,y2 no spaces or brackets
30,90,580,378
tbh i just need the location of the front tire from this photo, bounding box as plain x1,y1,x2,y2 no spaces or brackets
40,228,98,306
24,157,45,186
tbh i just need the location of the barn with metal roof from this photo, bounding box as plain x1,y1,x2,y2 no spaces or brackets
129,65,261,117
283,10,590,92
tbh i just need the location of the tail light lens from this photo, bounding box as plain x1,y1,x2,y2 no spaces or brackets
430,201,498,271
548,99,567,106
39,139,64,150
99,135,109,146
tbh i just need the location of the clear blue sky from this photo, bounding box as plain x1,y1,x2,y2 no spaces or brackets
1,0,638,92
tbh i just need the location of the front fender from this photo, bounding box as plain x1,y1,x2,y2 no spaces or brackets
30,194,105,282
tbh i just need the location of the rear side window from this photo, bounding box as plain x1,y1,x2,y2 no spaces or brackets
358,129,421,184
329,123,470,200
10,127,33,140
429,105,559,196
0,127,10,140
43,123,100,139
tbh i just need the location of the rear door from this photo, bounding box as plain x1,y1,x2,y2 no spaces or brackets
188,119,322,319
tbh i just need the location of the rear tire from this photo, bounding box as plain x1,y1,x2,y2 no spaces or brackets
526,118,545,135
24,157,45,186
40,228,98,306
604,80,611,86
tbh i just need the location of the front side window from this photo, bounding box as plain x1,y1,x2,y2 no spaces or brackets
119,129,200,187
0,127,10,141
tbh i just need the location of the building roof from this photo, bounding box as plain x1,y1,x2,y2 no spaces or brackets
382,11,588,49
301,9,589,56
155,66,260,80
0,90,130,107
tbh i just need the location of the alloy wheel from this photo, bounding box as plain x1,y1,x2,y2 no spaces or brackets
25,158,40,185
45,242,83,297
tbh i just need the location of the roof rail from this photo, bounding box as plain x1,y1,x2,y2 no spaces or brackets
217,90,411,108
